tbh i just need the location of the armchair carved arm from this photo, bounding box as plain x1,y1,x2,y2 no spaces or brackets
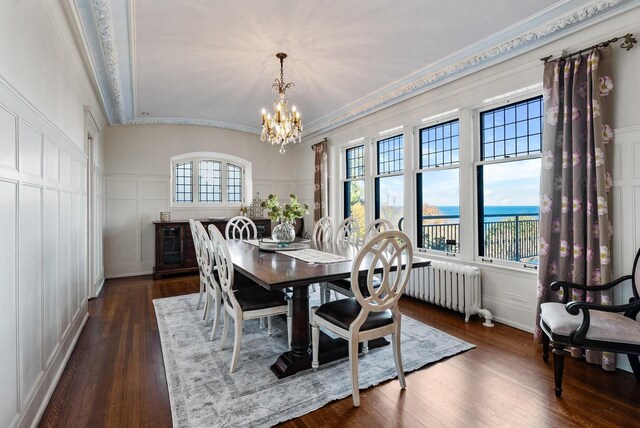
551,275,633,303
564,298,640,344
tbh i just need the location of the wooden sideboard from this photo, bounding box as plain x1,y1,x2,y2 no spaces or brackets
153,218,272,279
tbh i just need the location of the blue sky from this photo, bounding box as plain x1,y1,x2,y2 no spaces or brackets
422,158,540,207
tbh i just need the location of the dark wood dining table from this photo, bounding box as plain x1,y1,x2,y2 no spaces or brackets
226,239,431,378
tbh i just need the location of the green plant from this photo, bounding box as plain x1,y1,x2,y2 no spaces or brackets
261,194,309,223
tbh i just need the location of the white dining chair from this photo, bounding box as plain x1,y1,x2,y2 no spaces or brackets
362,218,394,244
189,219,206,311
325,218,392,305
209,226,292,373
225,216,258,240
334,216,360,245
312,216,334,244
311,216,335,304
196,221,226,335
311,230,413,407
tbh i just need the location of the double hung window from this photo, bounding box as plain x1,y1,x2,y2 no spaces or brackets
375,135,404,229
343,145,366,232
477,96,542,265
416,119,460,253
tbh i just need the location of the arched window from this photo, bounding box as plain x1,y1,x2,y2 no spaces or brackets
170,152,252,206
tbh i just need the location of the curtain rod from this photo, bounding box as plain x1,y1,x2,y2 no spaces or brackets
541,33,636,63
310,137,328,151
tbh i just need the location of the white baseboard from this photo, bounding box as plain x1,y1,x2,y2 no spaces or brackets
16,301,89,428
105,260,154,278
93,277,105,298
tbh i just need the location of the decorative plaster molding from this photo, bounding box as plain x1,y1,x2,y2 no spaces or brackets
304,0,627,137
79,0,635,137
91,0,126,123
123,117,261,135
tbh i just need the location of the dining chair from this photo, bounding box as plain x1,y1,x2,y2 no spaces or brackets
196,221,225,337
362,218,394,244
312,216,335,304
326,219,393,304
189,219,206,311
311,230,413,407
225,216,258,240
334,216,360,246
208,226,292,373
312,216,334,244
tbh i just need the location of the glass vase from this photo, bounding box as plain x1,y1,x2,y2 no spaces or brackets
272,220,296,246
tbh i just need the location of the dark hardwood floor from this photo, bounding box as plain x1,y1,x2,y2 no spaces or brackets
40,275,640,427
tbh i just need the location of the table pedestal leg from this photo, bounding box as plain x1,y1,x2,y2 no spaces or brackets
271,286,311,378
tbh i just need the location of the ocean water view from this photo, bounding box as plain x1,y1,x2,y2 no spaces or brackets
426,205,539,222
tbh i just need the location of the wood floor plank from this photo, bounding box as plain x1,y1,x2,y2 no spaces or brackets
39,275,640,428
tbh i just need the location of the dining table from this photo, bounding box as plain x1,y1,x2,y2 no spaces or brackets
225,238,431,378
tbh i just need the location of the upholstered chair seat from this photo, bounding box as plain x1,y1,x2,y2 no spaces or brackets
315,298,393,331
541,302,640,345
234,288,288,312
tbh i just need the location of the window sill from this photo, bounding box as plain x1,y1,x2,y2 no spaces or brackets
415,248,538,276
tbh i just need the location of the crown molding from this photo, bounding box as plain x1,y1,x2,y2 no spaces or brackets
303,0,637,140
75,0,638,138
90,0,126,123
122,117,261,135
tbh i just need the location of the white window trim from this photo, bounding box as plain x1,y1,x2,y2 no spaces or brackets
341,142,369,223
414,118,461,257
170,151,252,208
473,94,542,269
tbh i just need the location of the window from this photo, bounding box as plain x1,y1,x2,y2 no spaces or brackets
416,119,460,253
199,160,222,202
477,96,542,265
171,153,251,206
226,163,243,203
375,134,404,229
344,145,365,232
175,161,193,202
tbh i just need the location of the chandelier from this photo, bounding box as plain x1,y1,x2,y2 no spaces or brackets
260,53,302,154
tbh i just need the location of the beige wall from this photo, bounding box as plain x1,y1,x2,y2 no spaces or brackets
288,8,640,343
103,124,297,277
0,1,107,427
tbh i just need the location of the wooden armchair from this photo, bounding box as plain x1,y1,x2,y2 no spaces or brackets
539,248,640,397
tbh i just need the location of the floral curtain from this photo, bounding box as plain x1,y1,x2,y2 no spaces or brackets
313,140,328,222
534,47,615,371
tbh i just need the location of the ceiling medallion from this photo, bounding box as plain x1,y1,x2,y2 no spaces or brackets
260,53,302,154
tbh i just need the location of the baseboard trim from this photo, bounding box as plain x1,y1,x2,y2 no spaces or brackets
15,301,89,428
94,277,105,298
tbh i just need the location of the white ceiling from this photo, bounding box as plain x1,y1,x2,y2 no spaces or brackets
75,0,637,137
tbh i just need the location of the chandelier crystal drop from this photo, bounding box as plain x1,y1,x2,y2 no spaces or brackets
260,53,302,154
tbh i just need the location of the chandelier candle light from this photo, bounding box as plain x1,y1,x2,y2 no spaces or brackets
260,53,303,154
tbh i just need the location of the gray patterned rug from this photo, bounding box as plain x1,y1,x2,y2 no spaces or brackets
153,292,474,428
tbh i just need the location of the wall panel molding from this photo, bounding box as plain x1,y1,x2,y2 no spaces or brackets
0,71,94,428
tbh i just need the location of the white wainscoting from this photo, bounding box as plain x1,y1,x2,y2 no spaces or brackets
105,175,295,278
0,81,90,428
611,125,640,372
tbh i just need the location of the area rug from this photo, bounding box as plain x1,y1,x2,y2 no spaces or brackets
153,292,474,428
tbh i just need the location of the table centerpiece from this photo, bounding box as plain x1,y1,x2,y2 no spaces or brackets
262,193,309,246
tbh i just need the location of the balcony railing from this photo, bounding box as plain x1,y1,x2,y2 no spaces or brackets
417,213,539,262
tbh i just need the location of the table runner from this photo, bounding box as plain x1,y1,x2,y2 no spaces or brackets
242,239,350,264
275,248,349,264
